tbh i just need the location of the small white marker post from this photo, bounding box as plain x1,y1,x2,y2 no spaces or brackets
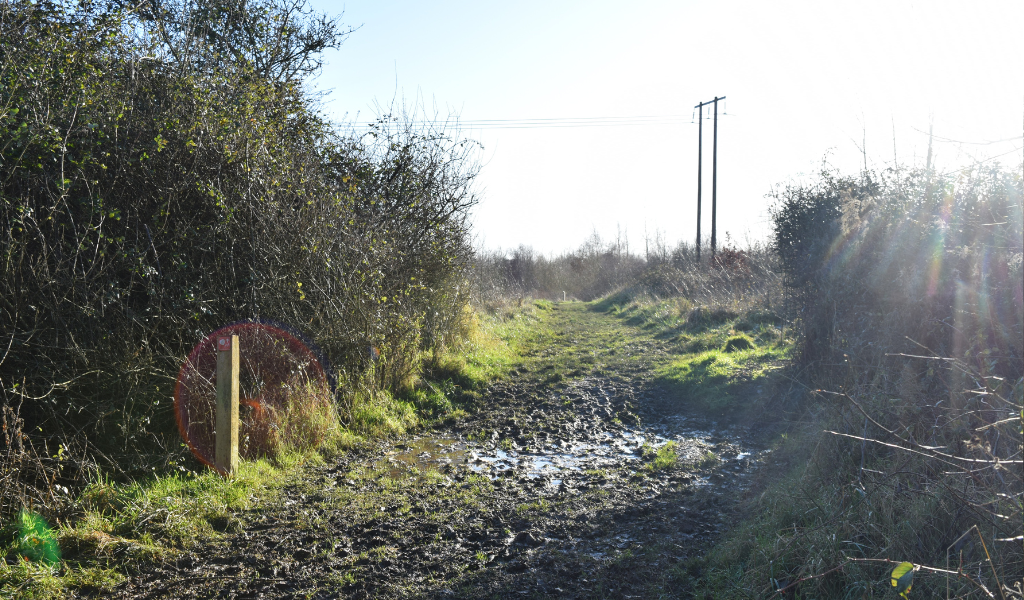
563,291,566,302
215,335,240,475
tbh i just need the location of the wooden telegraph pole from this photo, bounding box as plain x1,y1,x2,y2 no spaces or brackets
694,95,725,261
695,102,703,262
711,96,720,259
215,334,240,475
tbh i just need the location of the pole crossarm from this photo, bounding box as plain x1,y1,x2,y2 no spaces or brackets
694,96,726,110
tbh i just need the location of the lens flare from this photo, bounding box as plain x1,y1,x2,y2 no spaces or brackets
174,321,332,468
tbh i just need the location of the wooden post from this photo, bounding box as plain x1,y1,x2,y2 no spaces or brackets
215,334,240,475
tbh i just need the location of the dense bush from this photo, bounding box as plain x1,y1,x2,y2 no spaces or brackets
771,165,1022,378
0,0,478,512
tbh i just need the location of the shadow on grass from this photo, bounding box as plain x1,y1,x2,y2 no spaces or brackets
653,347,792,418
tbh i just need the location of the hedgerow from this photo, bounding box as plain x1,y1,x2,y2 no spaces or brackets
1,0,478,516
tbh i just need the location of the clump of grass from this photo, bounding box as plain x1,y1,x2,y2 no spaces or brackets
686,306,738,329
0,560,62,599
696,450,720,468
656,344,789,415
236,376,347,461
455,297,541,383
646,441,679,471
0,559,127,600
733,310,782,331
403,378,459,421
350,389,418,438
0,455,305,599
74,460,287,549
515,498,550,514
723,335,755,352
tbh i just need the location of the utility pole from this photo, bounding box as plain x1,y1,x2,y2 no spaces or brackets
712,96,720,259
695,102,703,262
694,95,725,261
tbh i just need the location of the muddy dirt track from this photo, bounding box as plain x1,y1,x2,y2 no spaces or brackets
110,304,769,599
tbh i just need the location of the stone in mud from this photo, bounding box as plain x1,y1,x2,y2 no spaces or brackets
513,531,544,547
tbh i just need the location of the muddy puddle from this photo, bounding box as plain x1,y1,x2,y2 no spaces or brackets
381,411,765,490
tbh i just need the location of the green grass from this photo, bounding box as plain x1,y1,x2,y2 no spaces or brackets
420,301,543,393
656,343,790,414
645,441,679,471
594,292,795,417
350,389,420,437
0,455,312,598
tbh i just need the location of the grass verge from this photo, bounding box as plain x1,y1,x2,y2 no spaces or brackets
1,455,308,598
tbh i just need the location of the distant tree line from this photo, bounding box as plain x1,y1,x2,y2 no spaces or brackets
472,229,777,305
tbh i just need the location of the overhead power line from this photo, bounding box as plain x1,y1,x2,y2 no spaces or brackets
910,127,1021,146
344,114,730,130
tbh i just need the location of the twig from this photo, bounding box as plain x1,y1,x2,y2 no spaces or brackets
825,431,1021,467
974,417,1020,432
159,574,288,588
847,557,997,599
886,352,956,362
767,562,847,599
818,391,1022,465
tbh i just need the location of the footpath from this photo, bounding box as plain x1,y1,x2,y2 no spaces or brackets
111,303,767,599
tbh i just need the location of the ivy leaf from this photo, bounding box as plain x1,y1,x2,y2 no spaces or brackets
890,561,914,598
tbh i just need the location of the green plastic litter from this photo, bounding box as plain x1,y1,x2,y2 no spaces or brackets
17,508,61,565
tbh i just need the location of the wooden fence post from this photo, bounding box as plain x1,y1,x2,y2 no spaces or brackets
215,334,239,475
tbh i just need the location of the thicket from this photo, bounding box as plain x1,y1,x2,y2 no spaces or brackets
1,0,478,519
697,164,1023,598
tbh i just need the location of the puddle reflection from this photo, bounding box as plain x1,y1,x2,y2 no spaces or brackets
379,417,761,485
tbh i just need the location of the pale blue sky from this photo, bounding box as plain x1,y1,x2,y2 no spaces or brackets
308,0,1023,254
